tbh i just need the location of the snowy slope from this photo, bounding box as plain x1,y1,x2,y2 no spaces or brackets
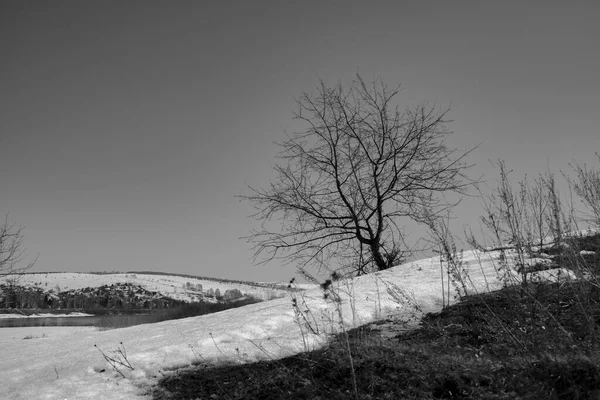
0,249,575,400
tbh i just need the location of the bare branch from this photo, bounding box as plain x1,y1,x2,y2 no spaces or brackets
1,215,36,279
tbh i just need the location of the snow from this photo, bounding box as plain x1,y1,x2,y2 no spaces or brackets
536,227,600,248
0,326,98,341
0,250,578,400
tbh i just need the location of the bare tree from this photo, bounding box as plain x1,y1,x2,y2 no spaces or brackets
242,75,475,277
525,174,551,249
569,153,600,229
1,215,36,279
544,170,565,243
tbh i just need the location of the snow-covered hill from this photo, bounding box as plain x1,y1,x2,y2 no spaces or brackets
0,272,299,304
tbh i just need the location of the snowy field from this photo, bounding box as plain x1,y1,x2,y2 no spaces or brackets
0,250,575,400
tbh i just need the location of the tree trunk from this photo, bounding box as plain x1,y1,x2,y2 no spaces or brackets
370,243,389,271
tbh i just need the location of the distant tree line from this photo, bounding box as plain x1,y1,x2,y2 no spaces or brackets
0,283,181,311
0,282,260,315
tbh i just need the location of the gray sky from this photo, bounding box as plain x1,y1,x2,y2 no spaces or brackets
1,1,598,282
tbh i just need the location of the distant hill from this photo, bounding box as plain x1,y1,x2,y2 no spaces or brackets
0,272,302,312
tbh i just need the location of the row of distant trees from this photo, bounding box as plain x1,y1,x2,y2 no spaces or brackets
0,280,247,310
181,281,244,301
0,283,175,310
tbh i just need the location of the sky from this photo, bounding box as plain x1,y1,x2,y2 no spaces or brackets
1,1,599,283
